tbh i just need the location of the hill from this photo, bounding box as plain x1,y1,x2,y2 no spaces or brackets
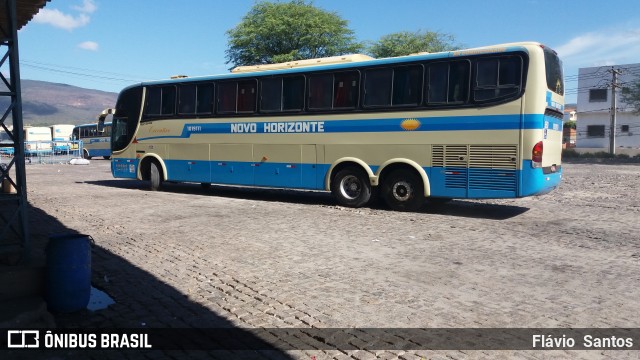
1,80,119,126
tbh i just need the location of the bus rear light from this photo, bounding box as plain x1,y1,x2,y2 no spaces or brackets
532,141,543,168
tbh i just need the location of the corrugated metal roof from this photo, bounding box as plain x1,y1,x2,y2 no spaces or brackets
0,0,49,31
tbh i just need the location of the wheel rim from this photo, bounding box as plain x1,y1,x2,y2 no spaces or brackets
339,175,362,200
392,181,413,202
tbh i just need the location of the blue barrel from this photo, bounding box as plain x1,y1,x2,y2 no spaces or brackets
45,234,92,313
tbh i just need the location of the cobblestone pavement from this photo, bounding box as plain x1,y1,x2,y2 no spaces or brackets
19,161,640,359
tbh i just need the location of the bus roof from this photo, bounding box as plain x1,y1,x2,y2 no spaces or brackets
231,54,374,73
131,41,545,89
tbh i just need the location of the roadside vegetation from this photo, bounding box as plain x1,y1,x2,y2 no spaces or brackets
562,149,640,162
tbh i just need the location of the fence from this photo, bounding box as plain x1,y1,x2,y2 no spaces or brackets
0,141,84,165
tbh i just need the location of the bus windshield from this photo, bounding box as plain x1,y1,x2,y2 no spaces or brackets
544,47,563,95
112,87,143,152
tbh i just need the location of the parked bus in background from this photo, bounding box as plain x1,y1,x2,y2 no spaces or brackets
24,126,52,156
0,126,13,155
49,124,75,154
72,122,112,159
109,42,564,211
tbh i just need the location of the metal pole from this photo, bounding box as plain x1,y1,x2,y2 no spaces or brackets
7,0,30,261
609,68,618,155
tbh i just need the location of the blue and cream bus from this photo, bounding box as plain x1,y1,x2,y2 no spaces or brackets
109,42,564,211
72,122,112,159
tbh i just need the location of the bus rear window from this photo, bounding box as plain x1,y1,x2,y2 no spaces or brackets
544,47,564,95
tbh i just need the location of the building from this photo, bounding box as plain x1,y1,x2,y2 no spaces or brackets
562,104,576,148
576,64,640,151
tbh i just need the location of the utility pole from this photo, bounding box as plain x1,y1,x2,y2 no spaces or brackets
608,67,622,155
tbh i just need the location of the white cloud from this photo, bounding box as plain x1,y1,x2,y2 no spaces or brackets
72,0,97,14
78,41,99,51
32,0,97,31
556,27,640,69
33,9,90,31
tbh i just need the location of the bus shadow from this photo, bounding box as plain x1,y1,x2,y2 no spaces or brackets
84,179,529,220
11,203,295,359
420,200,530,220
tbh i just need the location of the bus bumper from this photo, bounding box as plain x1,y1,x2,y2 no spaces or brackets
112,158,138,179
520,160,563,197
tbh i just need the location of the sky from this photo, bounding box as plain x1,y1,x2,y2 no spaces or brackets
15,0,640,104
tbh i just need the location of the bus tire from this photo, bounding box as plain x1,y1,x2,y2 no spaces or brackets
331,167,371,208
83,149,92,160
103,156,111,160
382,169,424,212
150,161,163,191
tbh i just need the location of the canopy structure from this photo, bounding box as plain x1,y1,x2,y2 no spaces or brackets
0,0,47,30
0,0,49,262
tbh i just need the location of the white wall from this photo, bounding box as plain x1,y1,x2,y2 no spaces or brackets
576,64,640,149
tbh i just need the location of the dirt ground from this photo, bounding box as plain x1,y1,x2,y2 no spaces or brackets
21,160,640,359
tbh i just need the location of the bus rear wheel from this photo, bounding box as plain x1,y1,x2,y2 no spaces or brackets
331,167,371,208
82,149,92,160
150,161,163,191
382,169,424,212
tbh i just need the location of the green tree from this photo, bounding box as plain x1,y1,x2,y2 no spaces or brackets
225,0,362,67
367,30,460,58
621,79,640,114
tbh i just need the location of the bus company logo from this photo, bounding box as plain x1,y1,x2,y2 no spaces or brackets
7,330,39,348
150,126,171,134
400,118,421,131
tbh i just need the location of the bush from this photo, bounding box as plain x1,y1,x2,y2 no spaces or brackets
592,151,615,158
562,149,580,158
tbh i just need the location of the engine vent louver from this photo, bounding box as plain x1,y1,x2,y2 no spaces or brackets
432,145,518,192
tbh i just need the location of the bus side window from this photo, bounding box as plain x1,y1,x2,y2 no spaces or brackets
282,76,304,111
179,84,196,115
260,78,282,112
364,68,392,107
217,82,237,114
474,56,522,102
261,76,305,113
427,62,449,104
427,61,469,105
196,84,214,114
144,86,176,117
449,61,470,103
333,71,359,109
161,86,176,115
237,80,257,113
392,65,422,106
308,74,333,110
145,87,162,116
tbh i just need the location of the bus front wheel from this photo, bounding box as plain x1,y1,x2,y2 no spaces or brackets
331,167,371,208
82,149,92,160
382,169,424,212
150,161,163,191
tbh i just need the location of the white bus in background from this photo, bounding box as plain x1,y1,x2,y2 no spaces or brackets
49,124,76,153
24,126,52,156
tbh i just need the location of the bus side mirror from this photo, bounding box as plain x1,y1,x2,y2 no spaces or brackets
97,108,114,133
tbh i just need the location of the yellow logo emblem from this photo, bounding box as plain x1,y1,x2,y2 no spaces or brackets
400,118,421,131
